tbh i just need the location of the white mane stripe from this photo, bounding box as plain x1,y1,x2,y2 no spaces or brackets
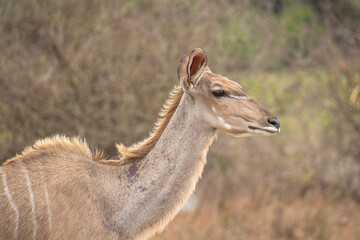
21,163,37,239
0,168,19,239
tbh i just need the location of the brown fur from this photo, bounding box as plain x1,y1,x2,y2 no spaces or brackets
4,135,101,166
0,48,279,240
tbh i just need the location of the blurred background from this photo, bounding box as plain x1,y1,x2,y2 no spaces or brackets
1,0,360,239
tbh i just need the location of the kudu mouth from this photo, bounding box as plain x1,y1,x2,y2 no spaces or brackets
247,117,281,135
248,125,280,135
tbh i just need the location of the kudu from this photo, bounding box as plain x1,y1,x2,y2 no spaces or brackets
0,48,280,240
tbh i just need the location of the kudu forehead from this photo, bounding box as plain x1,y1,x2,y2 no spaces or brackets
202,72,246,96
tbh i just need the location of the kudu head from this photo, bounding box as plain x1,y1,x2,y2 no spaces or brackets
178,48,280,137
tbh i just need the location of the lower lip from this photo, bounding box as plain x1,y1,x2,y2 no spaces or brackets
248,126,279,134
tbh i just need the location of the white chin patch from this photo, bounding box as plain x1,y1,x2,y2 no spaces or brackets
249,127,279,135
224,123,232,130
251,128,273,135
262,126,280,133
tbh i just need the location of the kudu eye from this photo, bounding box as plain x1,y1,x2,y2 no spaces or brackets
212,89,226,98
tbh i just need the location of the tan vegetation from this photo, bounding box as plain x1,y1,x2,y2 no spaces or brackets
1,0,360,239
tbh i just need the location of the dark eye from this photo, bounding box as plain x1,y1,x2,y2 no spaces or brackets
212,89,226,98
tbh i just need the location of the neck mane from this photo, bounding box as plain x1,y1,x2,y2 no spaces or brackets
116,85,184,163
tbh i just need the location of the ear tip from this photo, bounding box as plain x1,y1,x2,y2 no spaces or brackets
191,48,207,58
193,47,204,52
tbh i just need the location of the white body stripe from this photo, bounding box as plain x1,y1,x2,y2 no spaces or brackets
21,163,37,239
0,168,20,239
43,180,52,232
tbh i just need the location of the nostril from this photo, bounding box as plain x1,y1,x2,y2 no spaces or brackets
268,118,280,129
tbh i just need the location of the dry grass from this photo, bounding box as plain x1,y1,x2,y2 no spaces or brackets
157,187,360,240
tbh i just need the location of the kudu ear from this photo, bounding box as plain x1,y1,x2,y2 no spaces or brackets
178,48,207,91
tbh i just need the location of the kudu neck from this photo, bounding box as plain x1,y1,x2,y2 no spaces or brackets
144,92,216,164
95,91,216,239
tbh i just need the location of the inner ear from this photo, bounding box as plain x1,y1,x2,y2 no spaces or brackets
190,53,206,77
178,48,207,91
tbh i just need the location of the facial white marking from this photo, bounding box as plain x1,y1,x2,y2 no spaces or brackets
262,126,280,133
218,117,224,123
249,128,275,135
212,106,216,113
22,163,37,239
0,168,19,239
212,86,222,91
224,123,232,129
230,95,249,100
254,129,271,134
